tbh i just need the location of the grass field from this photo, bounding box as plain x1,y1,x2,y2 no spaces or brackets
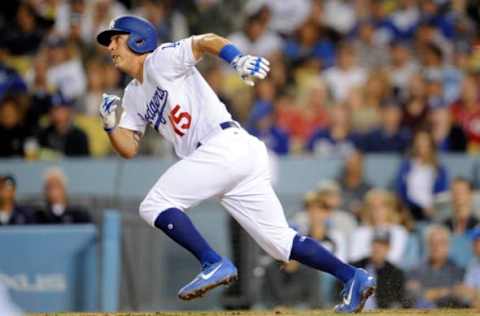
28,309,480,316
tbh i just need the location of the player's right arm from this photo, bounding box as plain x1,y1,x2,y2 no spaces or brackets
99,93,142,159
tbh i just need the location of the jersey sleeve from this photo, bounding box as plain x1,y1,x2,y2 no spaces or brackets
148,37,198,79
117,84,147,134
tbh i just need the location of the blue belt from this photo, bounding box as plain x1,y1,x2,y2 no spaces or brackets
196,121,239,148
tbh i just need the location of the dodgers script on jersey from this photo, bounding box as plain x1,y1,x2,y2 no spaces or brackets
118,37,232,158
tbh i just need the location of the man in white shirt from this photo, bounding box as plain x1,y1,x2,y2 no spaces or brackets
96,15,375,312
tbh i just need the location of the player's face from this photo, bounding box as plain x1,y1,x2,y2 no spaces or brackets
108,34,135,71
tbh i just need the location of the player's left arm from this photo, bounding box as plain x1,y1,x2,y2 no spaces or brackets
191,33,270,86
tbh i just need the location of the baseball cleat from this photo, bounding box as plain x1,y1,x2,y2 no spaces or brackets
334,268,376,313
177,257,238,300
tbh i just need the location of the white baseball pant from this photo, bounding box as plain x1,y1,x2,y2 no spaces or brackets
139,127,297,261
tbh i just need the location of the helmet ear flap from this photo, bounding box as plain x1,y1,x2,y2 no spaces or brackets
127,33,143,54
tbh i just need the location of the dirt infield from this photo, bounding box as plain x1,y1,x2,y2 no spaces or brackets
28,309,480,316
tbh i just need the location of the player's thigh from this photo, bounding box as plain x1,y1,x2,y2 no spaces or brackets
139,153,236,226
221,183,297,262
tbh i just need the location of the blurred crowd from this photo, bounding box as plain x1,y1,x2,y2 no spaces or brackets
1,0,480,311
0,0,480,158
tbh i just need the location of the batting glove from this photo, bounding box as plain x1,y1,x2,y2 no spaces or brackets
99,93,121,132
231,55,270,86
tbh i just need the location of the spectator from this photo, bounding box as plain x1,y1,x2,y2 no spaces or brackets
322,0,357,35
458,228,480,308
429,106,467,152
278,78,330,151
0,61,27,101
360,101,411,153
390,0,421,41
350,189,409,266
395,130,449,221
263,0,312,36
283,19,335,70
291,190,349,261
228,11,282,60
442,177,479,234
45,35,87,100
0,175,35,225
312,180,357,239
401,73,430,132
351,229,407,309
0,97,28,158
80,0,127,45
450,74,480,152
306,105,358,158
0,2,52,56
336,150,372,216
388,41,418,102
37,92,90,157
406,224,466,308
349,71,388,133
322,42,368,102
246,100,289,156
134,0,189,43
352,21,390,70
263,259,320,309
34,168,91,224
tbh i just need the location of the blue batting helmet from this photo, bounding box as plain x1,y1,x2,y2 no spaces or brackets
96,16,158,54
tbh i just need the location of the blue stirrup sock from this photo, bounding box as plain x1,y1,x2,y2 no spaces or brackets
289,234,355,284
154,208,222,267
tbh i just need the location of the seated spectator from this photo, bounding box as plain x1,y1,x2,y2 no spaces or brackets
283,19,335,70
401,73,429,132
450,74,480,152
263,259,320,309
34,168,91,224
336,150,372,217
406,224,466,308
0,62,27,101
246,101,289,156
352,20,390,69
0,175,35,225
228,11,283,60
442,177,479,234
387,42,418,102
458,228,480,307
350,189,409,266
429,106,467,152
348,70,387,133
291,190,349,261
321,42,368,102
360,101,411,153
351,229,407,309
395,130,448,221
0,97,28,157
45,35,86,100
37,92,90,157
306,105,359,158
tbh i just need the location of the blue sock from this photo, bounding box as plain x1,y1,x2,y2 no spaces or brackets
289,234,355,283
154,208,222,267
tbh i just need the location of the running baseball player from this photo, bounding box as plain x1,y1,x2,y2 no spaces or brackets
97,16,376,313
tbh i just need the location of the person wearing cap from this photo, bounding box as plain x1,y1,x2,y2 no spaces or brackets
246,97,289,156
349,229,407,309
429,105,467,152
359,99,411,153
0,175,35,225
37,91,90,157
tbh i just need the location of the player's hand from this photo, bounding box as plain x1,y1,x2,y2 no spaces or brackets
99,93,121,131
231,55,270,86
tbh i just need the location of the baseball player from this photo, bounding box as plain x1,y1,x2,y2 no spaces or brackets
96,16,376,313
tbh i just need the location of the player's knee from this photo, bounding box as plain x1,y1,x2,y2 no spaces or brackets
139,196,159,226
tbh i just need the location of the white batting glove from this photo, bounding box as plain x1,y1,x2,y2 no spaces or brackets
231,55,270,86
99,93,121,132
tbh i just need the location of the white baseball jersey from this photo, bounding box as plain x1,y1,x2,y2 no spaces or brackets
118,37,232,158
